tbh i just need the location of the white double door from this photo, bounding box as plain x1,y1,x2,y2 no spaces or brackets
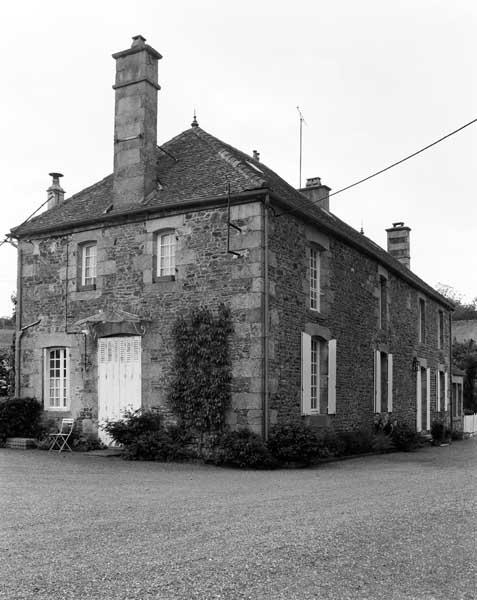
98,336,142,446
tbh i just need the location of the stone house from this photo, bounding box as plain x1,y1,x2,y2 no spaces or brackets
10,35,455,442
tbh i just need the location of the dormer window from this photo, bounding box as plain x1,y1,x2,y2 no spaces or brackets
155,231,176,279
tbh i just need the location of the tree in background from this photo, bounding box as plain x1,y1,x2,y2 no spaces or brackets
436,283,477,320
437,284,477,413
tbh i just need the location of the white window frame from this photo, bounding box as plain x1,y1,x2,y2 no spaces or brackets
378,276,388,329
156,231,176,277
310,247,321,311
81,242,97,287
437,310,444,349
44,347,70,411
418,298,426,343
374,351,393,413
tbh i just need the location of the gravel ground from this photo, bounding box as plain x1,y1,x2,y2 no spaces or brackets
1,440,476,600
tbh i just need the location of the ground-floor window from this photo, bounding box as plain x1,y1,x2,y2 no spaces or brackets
374,351,393,413
44,347,69,410
301,334,336,415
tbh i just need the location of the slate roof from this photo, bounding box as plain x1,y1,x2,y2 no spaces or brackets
11,126,453,308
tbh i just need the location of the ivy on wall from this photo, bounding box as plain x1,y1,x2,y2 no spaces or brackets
169,304,233,433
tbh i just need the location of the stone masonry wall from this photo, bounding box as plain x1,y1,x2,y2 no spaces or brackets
267,208,451,432
18,201,265,434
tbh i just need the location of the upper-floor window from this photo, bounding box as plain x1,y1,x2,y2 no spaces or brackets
155,231,176,279
379,276,388,328
79,242,97,289
310,247,321,311
418,298,426,343
438,310,444,349
44,347,69,410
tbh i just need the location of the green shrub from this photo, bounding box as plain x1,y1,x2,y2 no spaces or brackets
371,432,395,453
337,429,374,456
451,429,464,441
0,397,42,445
267,422,323,464
391,423,421,452
212,429,277,469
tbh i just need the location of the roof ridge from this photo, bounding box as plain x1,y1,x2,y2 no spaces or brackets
190,127,267,189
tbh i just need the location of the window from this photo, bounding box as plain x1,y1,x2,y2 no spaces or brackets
310,338,320,411
379,276,387,328
301,333,336,415
438,310,444,349
418,298,426,343
155,231,176,278
44,348,69,410
79,242,97,289
374,351,393,413
310,247,321,311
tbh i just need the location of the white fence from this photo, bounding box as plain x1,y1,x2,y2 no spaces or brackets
463,414,477,434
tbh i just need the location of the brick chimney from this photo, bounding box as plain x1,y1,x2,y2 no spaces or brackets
112,35,162,209
299,177,331,212
47,173,65,209
386,222,411,269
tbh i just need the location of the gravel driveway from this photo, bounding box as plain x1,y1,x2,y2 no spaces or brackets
1,440,476,600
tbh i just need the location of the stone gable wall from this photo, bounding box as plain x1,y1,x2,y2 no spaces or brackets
18,202,265,434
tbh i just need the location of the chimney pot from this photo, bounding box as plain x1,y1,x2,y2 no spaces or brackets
131,34,147,47
306,176,321,188
47,172,65,209
299,176,331,212
252,150,260,161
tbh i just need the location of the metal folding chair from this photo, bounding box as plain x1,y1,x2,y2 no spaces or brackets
48,418,75,453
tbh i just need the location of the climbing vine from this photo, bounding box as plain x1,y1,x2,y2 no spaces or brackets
169,303,233,433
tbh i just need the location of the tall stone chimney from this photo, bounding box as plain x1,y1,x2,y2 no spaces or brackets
386,222,411,269
47,173,65,209
299,177,331,212
112,35,162,209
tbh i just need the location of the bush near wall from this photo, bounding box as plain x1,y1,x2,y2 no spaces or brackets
0,397,42,446
102,411,428,467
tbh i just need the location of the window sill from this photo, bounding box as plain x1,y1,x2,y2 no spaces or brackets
44,406,70,412
153,275,176,283
77,283,97,292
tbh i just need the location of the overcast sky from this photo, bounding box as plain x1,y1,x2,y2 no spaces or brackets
0,0,475,317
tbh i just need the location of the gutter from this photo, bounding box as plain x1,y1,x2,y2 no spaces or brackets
449,313,453,432
14,245,22,396
263,194,270,441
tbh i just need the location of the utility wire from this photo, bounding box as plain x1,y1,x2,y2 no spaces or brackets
0,194,53,248
277,116,477,216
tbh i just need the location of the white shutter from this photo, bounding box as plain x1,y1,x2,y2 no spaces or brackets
387,354,393,413
416,368,422,432
436,371,441,412
374,350,381,413
327,339,337,414
301,332,312,414
426,368,431,430
444,371,449,411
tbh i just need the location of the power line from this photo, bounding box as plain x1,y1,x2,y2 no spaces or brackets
277,116,477,217
328,116,477,198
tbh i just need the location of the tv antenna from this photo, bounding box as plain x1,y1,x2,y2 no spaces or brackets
297,106,307,188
